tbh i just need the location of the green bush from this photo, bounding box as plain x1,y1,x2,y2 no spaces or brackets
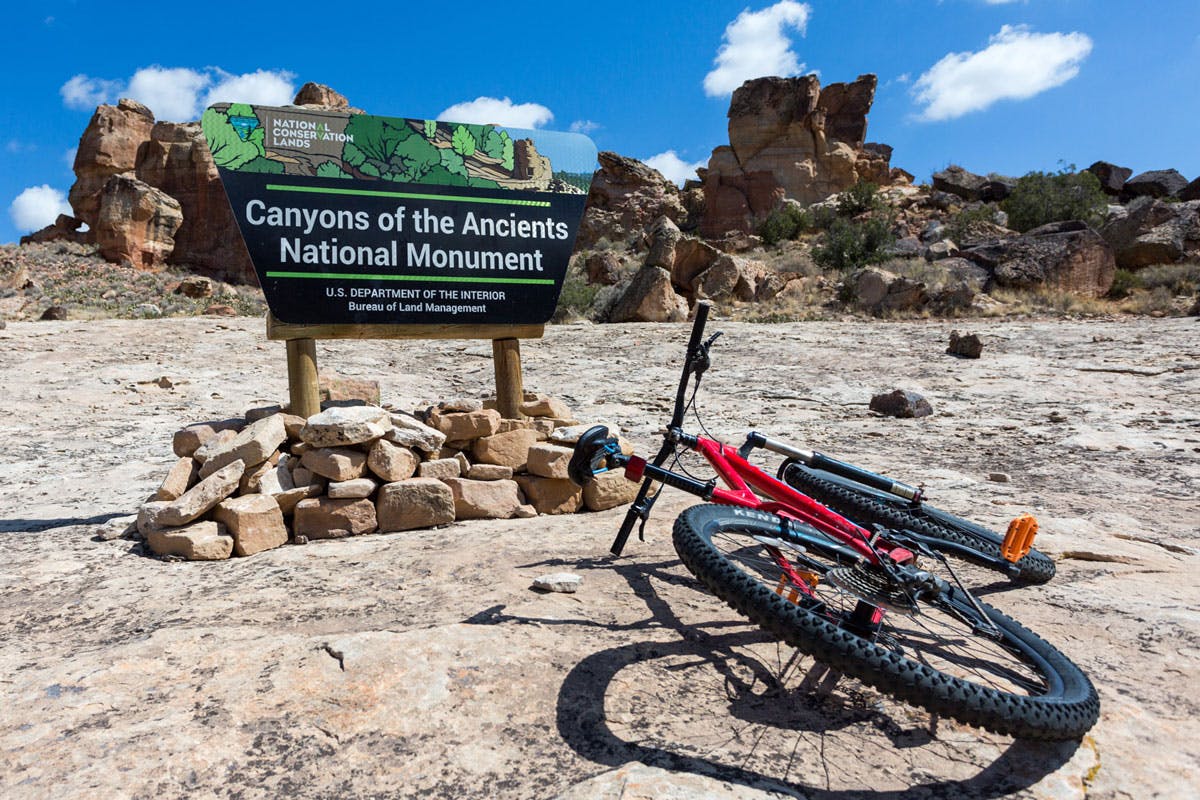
945,204,1001,243
813,217,895,272
1136,262,1200,295
1000,166,1108,232
837,180,882,215
1107,269,1142,299
758,204,807,245
554,268,599,318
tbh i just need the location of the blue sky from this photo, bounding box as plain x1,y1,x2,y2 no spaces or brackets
3,1,1198,244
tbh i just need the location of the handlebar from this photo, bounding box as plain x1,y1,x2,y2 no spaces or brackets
610,302,713,556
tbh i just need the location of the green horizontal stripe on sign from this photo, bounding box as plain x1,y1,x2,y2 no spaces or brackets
265,271,556,285
265,183,551,207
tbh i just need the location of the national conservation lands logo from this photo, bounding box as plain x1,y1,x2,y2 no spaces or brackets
202,103,597,325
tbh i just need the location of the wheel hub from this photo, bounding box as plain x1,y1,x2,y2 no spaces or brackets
826,563,919,615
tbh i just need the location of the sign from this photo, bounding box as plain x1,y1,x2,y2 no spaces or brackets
202,103,597,325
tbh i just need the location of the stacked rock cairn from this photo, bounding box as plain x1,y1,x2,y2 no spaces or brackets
137,395,638,560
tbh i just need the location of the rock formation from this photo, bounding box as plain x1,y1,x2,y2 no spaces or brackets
699,74,897,237
576,152,687,249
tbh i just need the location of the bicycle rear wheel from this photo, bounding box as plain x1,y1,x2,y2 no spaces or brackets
780,461,1056,584
672,504,1098,740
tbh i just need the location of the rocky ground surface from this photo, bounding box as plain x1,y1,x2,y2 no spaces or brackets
1,315,1197,799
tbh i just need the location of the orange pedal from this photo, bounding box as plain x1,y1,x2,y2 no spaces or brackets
1002,514,1038,563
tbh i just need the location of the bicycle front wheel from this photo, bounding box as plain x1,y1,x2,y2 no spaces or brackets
780,461,1056,584
672,504,1098,740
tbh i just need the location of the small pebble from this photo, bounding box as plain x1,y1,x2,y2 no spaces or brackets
987,472,1010,483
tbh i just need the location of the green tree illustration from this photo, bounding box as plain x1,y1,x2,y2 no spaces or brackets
316,162,352,179
451,126,477,158
201,104,266,170
343,115,441,182
424,119,437,139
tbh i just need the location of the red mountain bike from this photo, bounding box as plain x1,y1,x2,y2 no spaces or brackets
569,303,1098,741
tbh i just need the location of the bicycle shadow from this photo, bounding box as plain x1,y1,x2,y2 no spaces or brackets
0,512,130,534
476,554,1079,799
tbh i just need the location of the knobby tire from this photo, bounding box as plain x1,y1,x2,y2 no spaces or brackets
672,504,1099,740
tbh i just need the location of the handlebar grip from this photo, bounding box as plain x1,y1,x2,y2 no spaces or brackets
687,301,711,353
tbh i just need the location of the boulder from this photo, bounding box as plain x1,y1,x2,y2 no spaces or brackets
847,267,928,315
152,460,245,526
1123,169,1189,200
577,152,687,249
1179,177,1200,202
387,413,447,455
19,214,88,246
213,495,289,556
466,464,514,481
472,428,540,470
154,457,198,501
963,223,1116,296
376,479,455,532
670,237,723,292
520,395,571,419
144,520,234,561
644,216,682,269
434,409,501,440
442,478,523,520
366,439,419,482
1086,161,1133,195
583,470,639,512
68,99,156,223
417,458,462,480
1100,197,1200,268
319,374,381,406
694,255,762,301
196,414,287,478
932,166,989,202
300,447,368,482
526,443,575,480
515,475,583,515
300,405,391,447
870,389,933,418
93,174,183,269
293,82,352,110
584,252,622,285
700,74,891,236
293,497,378,538
947,331,983,359
327,477,379,499
608,265,689,323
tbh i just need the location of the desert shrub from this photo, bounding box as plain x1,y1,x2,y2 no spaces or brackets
1000,166,1107,232
813,216,895,272
1136,262,1200,295
837,180,882,215
1122,286,1176,315
946,203,1001,243
554,268,599,319
758,204,808,245
1107,268,1142,299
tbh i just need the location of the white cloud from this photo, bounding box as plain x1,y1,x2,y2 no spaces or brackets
9,185,72,232
59,66,297,121
703,1,812,97
60,74,123,110
438,97,554,129
203,69,297,109
913,25,1093,121
644,151,707,186
569,119,600,134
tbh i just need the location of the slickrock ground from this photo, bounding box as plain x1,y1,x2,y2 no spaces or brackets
1,315,1197,799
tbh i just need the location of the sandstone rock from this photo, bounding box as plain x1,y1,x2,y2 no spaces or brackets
583,469,639,512
700,74,890,236
154,457,198,501
1179,176,1200,202
136,501,171,538
293,497,377,538
1100,197,1200,268
213,495,289,556
670,236,723,292
608,265,689,323
94,174,183,269
293,82,352,110
520,395,571,419
417,458,461,480
244,404,283,423
144,520,233,561
435,409,501,440
514,504,538,519
300,447,367,482
526,443,575,480
239,458,275,494
319,374,381,406
327,477,378,499
300,405,391,447
1087,161,1133,195
133,120,255,283
442,478,523,520
258,460,297,496
174,276,213,298
273,485,319,516
847,267,928,314
367,439,419,482
932,165,989,202
68,99,156,224
466,464,514,481
947,330,983,359
376,479,455,532
198,414,287,478
869,390,933,418
472,428,540,470
454,451,471,474
531,573,582,593
963,223,1117,297
577,152,686,249
1123,169,1189,200
644,216,682,269
584,252,622,285
515,475,583,515
925,240,960,261
387,413,448,454
19,214,88,246
149,460,246,527
694,254,761,300
280,413,307,440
